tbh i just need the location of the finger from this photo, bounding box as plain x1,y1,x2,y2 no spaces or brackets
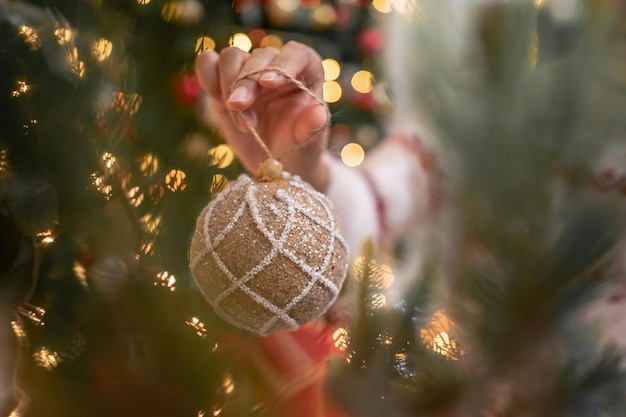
258,41,325,97
217,47,252,109
293,102,330,145
195,50,222,98
226,47,280,111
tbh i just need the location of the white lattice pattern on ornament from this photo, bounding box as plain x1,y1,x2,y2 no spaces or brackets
190,173,347,334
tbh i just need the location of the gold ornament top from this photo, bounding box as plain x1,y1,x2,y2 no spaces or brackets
256,158,283,182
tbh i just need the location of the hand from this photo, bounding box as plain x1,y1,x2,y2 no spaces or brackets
195,41,331,191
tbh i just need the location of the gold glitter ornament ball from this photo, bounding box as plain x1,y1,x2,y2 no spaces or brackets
189,169,349,335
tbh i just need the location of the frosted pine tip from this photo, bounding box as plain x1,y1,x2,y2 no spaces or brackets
256,158,283,181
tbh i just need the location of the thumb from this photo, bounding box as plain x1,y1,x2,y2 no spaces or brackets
293,102,329,146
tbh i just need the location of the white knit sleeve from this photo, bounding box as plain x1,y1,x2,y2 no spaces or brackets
322,129,438,258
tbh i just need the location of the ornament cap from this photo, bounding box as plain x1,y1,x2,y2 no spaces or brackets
256,158,283,181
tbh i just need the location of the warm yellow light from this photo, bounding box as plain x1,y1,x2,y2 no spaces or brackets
92,38,113,61
111,92,142,114
419,310,464,360
196,36,216,53
73,261,88,287
222,375,235,395
155,270,177,291
323,80,342,103
67,47,85,78
54,27,73,45
311,4,336,26
161,1,182,21
208,144,234,168
534,0,545,6
36,229,55,246
351,70,374,93
11,80,30,97
273,0,299,12
101,152,117,170
372,0,391,13
165,169,187,192
186,317,208,337
19,25,41,49
260,34,283,49
33,347,61,370
139,154,159,177
137,0,151,4
210,174,228,193
322,58,340,81
332,327,349,351
301,0,321,8
141,213,162,234
230,33,252,52
378,264,395,289
341,142,365,167
127,186,144,207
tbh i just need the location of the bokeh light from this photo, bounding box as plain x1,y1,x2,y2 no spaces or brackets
92,38,113,62
323,80,342,103
300,0,321,9
351,70,374,93
161,1,182,21
322,58,341,81
311,4,336,26
196,36,216,53
230,33,252,52
340,142,365,167
209,144,235,168
139,153,159,176
260,34,283,49
372,0,391,13
272,0,299,13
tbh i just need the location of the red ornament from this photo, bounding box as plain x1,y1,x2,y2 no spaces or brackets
80,251,95,267
354,92,376,111
172,73,202,107
358,27,384,55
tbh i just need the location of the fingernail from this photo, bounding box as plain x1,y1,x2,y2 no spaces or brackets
260,72,279,82
228,86,248,103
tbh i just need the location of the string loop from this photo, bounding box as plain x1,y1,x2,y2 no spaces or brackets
231,66,331,161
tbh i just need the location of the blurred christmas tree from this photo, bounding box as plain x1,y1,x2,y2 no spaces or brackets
0,0,382,416
2,0,626,417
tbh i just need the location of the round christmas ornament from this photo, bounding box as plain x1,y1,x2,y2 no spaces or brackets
189,68,349,335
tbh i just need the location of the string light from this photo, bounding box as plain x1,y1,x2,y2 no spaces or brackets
210,174,228,194
73,261,88,287
139,153,159,177
127,186,144,207
208,144,234,168
19,25,40,49
154,270,176,291
91,173,113,199
332,327,349,351
419,310,464,360
36,229,56,246
351,70,374,94
140,213,162,234
92,38,113,61
137,0,151,4
165,169,187,192
161,1,182,21
323,80,342,103
196,36,216,54
311,4,336,26
185,317,207,337
230,33,252,52
322,58,341,81
54,27,73,45
340,142,365,167
32,347,61,370
0,149,10,177
11,80,31,97
259,34,283,49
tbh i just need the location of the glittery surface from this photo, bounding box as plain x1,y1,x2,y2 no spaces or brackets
189,172,349,335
